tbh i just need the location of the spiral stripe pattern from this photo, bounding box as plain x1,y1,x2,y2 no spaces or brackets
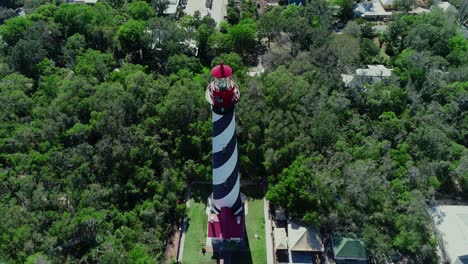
212,109,242,215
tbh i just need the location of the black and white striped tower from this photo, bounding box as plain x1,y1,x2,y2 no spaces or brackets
206,64,244,241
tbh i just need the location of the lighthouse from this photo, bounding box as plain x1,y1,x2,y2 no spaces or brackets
206,63,244,243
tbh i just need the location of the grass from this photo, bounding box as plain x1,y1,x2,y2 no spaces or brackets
183,184,215,264
182,183,266,264
244,198,267,264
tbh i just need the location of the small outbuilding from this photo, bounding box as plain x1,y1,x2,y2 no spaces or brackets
332,235,368,264
288,220,324,263
274,228,289,263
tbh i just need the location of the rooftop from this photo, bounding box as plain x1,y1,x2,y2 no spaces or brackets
332,235,367,260
430,205,468,264
274,228,288,250
355,64,393,77
380,0,395,6
354,0,393,18
341,65,393,87
164,0,180,14
287,220,324,252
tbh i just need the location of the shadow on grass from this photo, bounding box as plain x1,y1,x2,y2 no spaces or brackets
231,228,254,264
191,183,212,204
242,184,264,199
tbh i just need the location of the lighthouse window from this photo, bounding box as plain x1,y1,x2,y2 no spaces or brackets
216,77,230,90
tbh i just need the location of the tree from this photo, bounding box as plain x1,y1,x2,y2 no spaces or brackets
407,125,450,160
0,7,16,23
257,6,283,47
8,39,46,77
152,0,169,16
266,156,332,220
240,0,257,20
211,52,245,75
0,0,21,8
343,21,362,39
54,3,96,37
117,20,147,53
207,32,234,60
0,16,32,47
227,6,240,25
228,18,257,60
74,49,115,82
360,38,380,64
62,33,86,67
196,23,215,62
330,34,360,70
395,0,416,11
166,54,201,74
333,0,354,20
146,18,189,65
23,0,49,9
446,35,468,66
128,1,155,21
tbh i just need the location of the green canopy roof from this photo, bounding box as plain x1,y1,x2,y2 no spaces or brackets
332,235,367,260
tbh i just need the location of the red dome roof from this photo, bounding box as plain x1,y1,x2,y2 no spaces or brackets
211,63,233,78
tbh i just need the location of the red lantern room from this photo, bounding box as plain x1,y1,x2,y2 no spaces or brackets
206,63,240,113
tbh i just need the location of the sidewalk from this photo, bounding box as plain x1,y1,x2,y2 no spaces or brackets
177,186,192,262
264,198,274,264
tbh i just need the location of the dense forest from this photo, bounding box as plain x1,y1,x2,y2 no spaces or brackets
0,0,466,263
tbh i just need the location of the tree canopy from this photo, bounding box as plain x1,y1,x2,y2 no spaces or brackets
0,1,466,263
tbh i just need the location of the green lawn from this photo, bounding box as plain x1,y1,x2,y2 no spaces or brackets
183,198,215,264
182,184,266,264
244,198,267,264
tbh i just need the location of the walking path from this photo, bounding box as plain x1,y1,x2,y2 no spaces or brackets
177,186,192,262
264,198,274,264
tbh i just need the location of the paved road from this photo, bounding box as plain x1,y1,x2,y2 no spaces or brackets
264,198,274,264
177,186,192,262
184,0,228,24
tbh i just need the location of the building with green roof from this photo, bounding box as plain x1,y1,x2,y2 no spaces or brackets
332,235,368,264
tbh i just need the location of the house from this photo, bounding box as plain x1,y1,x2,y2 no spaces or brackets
355,65,393,78
409,6,430,14
342,65,393,87
287,220,324,264
431,1,459,15
379,0,395,10
164,0,180,14
354,0,393,20
430,205,468,264
332,235,368,264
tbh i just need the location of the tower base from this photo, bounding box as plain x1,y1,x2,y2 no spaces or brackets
207,194,245,243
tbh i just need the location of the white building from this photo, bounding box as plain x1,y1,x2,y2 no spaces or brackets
342,65,393,87
164,0,180,15
430,205,468,264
